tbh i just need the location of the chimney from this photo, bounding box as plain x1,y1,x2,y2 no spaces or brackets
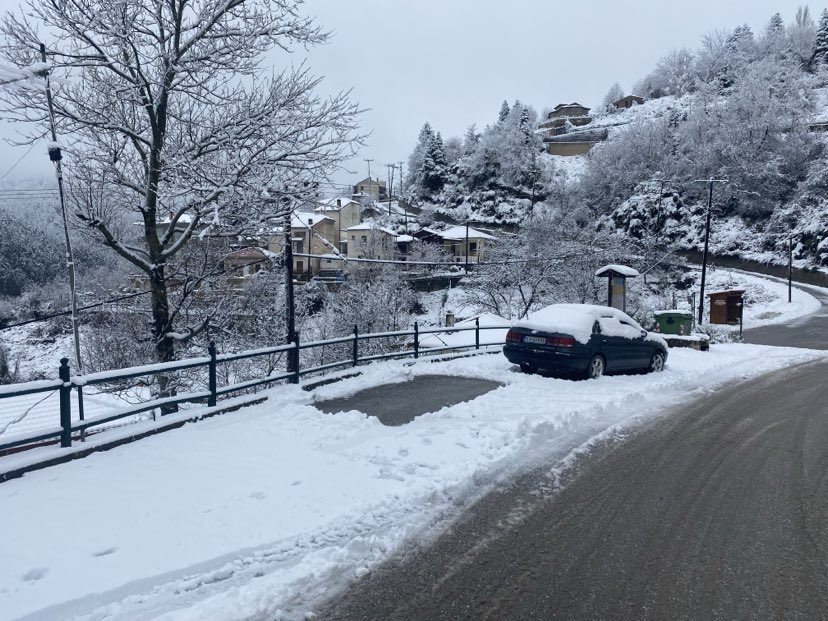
308,217,313,225
336,199,342,208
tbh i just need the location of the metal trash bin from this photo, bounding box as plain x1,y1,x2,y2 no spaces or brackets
653,310,693,335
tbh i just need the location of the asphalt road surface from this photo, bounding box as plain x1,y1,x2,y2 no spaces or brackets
743,283,828,350
317,289,828,620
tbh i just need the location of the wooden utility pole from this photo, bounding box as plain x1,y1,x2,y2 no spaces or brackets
386,163,396,216
364,158,373,182
692,178,728,325
398,162,407,231
39,43,83,375
283,210,297,369
788,235,793,303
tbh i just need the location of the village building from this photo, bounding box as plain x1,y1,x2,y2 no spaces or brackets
612,94,645,109
315,197,361,249
413,226,497,264
267,213,337,280
351,176,387,202
344,223,399,261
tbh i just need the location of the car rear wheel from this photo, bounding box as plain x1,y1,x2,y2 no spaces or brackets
649,352,665,373
586,355,604,379
519,362,535,374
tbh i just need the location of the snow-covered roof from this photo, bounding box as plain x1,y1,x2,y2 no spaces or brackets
316,197,360,211
595,264,640,278
554,102,588,111
292,212,333,229
225,247,267,261
706,289,746,297
396,234,414,243
439,225,498,241
345,223,397,235
364,200,408,216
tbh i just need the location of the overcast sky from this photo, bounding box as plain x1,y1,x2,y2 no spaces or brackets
0,0,815,194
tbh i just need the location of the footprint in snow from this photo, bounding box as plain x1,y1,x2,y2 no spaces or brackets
250,491,266,500
92,547,117,558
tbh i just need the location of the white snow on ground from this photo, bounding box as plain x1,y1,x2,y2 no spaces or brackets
0,274,825,621
709,269,823,329
2,343,827,621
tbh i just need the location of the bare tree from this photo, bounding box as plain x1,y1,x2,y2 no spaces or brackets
0,0,362,400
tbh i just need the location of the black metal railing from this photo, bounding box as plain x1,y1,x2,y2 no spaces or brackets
0,320,507,455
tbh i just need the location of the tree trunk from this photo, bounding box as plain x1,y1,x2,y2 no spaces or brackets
149,264,177,414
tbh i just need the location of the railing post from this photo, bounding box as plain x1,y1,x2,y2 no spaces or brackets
414,321,419,359
352,325,359,367
58,357,72,448
291,333,300,384
207,341,217,407
475,317,480,350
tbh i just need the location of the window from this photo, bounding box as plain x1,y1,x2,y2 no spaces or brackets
293,241,303,253
469,242,478,252
361,235,367,243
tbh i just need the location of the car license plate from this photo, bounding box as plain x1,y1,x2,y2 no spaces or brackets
523,335,546,345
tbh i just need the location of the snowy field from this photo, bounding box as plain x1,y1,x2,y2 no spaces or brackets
3,344,827,620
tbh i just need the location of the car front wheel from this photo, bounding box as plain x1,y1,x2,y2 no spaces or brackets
586,355,605,379
649,352,665,373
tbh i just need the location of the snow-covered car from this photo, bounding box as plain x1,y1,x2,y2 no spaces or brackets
503,304,668,379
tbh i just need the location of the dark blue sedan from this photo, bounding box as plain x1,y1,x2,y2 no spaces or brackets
503,304,668,379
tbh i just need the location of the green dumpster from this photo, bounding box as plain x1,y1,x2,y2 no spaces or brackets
653,310,693,336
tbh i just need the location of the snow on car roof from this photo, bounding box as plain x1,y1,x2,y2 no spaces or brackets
514,304,630,344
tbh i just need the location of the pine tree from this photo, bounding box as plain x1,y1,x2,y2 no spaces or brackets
463,124,480,156
766,12,784,38
406,122,434,196
812,9,828,67
422,132,448,194
498,100,511,123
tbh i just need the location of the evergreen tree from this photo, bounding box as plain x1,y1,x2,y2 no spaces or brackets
498,100,511,122
463,124,480,156
422,132,448,194
766,12,784,38
406,122,434,196
812,9,828,67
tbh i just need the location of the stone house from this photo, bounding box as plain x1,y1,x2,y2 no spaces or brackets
267,213,337,280
612,95,645,109
352,176,387,202
538,102,593,135
344,223,399,260
413,226,497,264
315,197,362,250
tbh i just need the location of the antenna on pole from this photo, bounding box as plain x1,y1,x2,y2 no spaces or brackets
364,158,373,181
